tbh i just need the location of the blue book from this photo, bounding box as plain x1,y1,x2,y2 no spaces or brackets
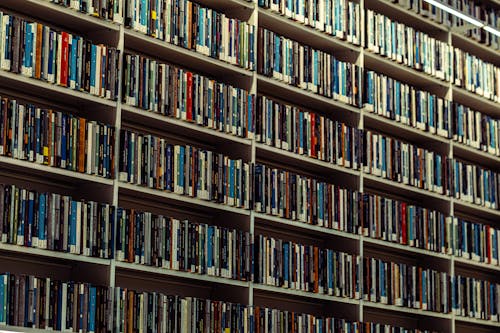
493,231,498,262
422,270,427,307
70,201,77,249
179,146,185,190
380,261,386,299
327,250,333,291
24,23,33,73
70,36,78,87
38,193,46,242
166,144,173,191
89,286,96,333
0,275,5,324
207,226,213,268
229,160,235,201
90,44,97,91
247,95,253,135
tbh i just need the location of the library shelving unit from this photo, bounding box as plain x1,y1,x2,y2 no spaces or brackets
0,0,499,333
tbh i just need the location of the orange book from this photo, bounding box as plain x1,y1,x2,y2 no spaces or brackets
78,117,86,173
35,23,43,79
127,290,134,333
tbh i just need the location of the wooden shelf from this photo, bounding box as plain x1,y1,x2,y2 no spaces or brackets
258,8,360,63
114,261,250,288
124,29,254,90
363,237,450,261
253,283,360,305
451,33,500,66
362,110,450,155
452,142,500,171
363,174,451,212
0,70,117,114
363,301,452,320
119,182,251,217
455,316,500,328
454,257,500,274
0,0,120,46
121,104,252,151
364,52,450,98
452,86,500,118
255,143,360,189
0,243,110,267
257,75,360,124
254,212,360,241
0,326,64,333
365,0,448,36
453,199,500,225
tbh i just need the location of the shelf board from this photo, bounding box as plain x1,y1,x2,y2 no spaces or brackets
363,301,452,320
254,212,360,241
454,257,500,274
452,86,500,118
0,325,63,333
455,315,500,328
124,30,254,90
365,0,448,36
363,237,450,261
364,52,450,97
119,182,251,217
0,243,110,267
453,199,500,224
258,8,360,63
0,0,119,46
0,70,117,113
0,155,113,188
451,33,500,66
114,261,250,288
362,174,451,212
255,143,360,188
257,75,360,124
253,283,359,305
452,142,500,171
362,110,450,154
121,104,252,149
195,0,255,21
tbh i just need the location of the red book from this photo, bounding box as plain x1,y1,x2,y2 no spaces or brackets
59,32,69,86
186,71,193,121
401,202,407,244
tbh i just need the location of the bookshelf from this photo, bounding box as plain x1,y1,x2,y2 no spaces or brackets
0,0,498,332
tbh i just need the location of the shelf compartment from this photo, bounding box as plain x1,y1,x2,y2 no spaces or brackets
451,33,500,67
0,248,110,286
254,212,360,255
253,283,359,320
121,104,252,160
454,257,500,274
452,86,500,118
363,303,452,333
455,316,500,329
364,52,450,98
0,0,120,46
255,143,360,189
257,75,360,124
0,156,113,203
114,261,250,304
258,8,360,63
362,174,451,213
0,243,110,268
363,301,452,320
119,183,251,218
195,0,255,21
453,199,500,226
0,71,117,119
365,0,448,36
452,142,500,171
363,237,450,262
363,110,450,155
124,30,254,91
